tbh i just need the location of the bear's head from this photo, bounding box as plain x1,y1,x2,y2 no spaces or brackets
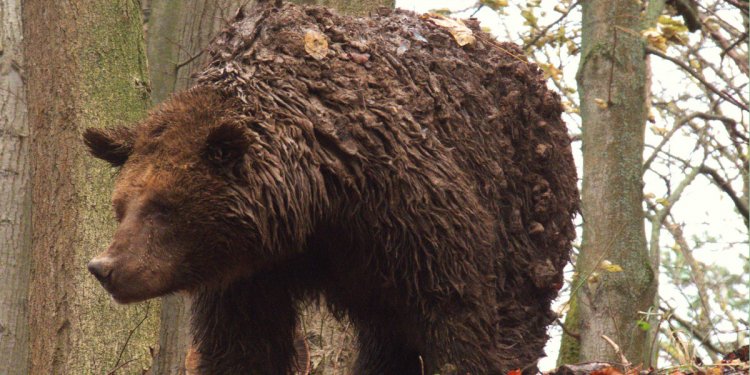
82,87,280,303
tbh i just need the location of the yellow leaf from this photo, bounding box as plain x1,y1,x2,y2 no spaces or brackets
521,9,538,27
658,15,686,28
539,63,562,80
553,4,568,13
600,260,624,273
430,8,452,16
650,126,668,135
480,0,508,10
594,98,608,109
642,27,667,52
304,30,328,60
427,14,476,46
656,198,670,207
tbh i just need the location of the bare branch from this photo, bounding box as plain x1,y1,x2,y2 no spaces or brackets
664,219,727,354
643,113,696,172
699,165,750,221
660,304,725,356
700,16,749,75
646,46,749,111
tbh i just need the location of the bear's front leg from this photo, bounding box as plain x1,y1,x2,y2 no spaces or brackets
189,275,299,375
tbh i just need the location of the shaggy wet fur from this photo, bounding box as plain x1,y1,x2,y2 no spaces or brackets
86,3,578,374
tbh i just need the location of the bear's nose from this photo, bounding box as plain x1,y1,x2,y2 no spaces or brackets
87,257,114,284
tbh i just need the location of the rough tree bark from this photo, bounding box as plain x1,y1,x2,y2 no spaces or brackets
0,0,31,373
559,0,657,367
24,1,160,373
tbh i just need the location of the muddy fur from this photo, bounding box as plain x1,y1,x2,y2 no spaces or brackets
85,3,577,374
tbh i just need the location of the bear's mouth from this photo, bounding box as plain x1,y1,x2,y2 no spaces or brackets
88,267,147,304
101,281,151,304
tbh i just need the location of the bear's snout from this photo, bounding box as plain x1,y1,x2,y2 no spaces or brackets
87,257,114,285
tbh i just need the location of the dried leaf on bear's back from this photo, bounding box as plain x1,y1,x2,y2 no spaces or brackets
304,30,328,60
424,13,476,46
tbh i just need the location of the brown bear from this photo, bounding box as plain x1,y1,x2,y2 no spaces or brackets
84,3,578,374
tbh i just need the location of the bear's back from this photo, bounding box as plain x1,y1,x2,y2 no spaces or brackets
197,2,578,292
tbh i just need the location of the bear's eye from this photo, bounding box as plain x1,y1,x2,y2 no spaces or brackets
145,199,174,221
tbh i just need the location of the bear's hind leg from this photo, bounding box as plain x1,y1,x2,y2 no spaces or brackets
352,324,422,375
190,275,299,374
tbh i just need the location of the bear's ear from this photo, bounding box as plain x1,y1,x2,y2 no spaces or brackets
83,127,135,167
203,122,249,168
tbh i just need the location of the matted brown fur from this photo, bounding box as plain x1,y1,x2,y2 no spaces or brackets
85,2,578,374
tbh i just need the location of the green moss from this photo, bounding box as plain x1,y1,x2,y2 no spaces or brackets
80,0,150,125
72,1,160,373
291,0,395,15
557,286,581,366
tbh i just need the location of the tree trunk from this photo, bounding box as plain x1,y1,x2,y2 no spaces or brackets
24,1,160,373
560,0,657,366
143,2,249,373
0,0,31,373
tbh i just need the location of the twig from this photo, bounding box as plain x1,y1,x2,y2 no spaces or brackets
663,219,727,354
112,303,151,369
720,33,748,60
602,334,631,367
642,113,695,172
648,309,669,365
556,318,581,340
523,0,582,51
470,4,484,18
175,50,206,71
698,165,749,221
106,359,137,375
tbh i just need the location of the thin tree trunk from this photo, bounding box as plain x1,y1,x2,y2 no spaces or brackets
24,1,160,373
144,2,249,373
0,0,31,373
560,0,657,366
